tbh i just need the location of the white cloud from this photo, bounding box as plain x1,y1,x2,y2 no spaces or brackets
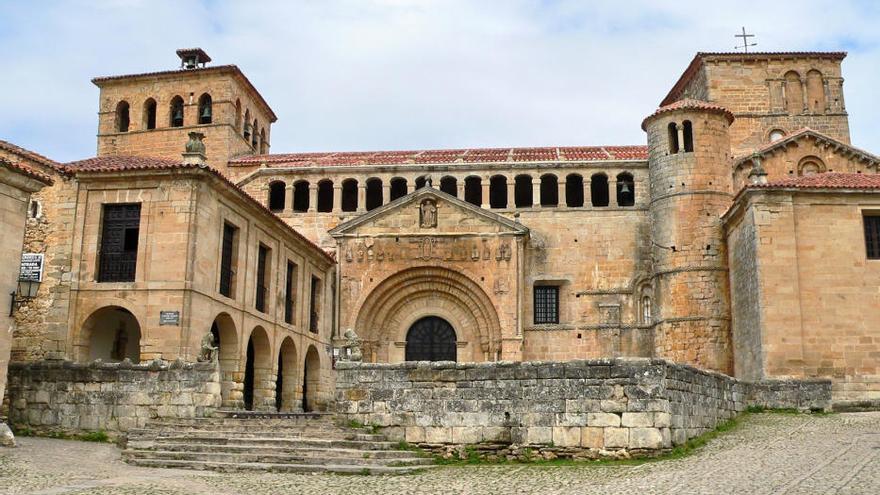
0,0,877,162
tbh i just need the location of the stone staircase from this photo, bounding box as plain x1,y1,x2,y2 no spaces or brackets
121,410,434,474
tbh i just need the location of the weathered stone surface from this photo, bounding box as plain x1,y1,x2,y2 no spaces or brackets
0,422,15,447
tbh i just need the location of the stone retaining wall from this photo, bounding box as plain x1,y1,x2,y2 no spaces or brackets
6,359,221,436
335,358,831,458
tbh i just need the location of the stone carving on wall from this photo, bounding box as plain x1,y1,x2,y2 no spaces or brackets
196,332,218,363
420,199,437,228
339,328,363,362
344,237,513,264
598,303,622,325
493,278,509,294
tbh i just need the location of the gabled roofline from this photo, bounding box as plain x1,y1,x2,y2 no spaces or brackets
660,51,847,107
732,128,880,170
91,65,277,123
0,157,54,186
328,186,529,237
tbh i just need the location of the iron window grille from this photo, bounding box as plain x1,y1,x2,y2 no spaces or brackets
534,285,560,324
219,223,237,297
97,204,141,283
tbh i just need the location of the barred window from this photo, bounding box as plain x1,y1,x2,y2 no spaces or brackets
98,204,141,282
219,223,238,298
866,215,880,260
534,285,559,324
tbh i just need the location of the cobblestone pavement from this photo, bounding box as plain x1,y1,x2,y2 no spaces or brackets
1,412,879,495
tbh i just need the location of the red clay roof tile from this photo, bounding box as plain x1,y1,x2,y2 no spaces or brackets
641,99,735,130
230,145,647,168
0,157,54,185
751,172,880,190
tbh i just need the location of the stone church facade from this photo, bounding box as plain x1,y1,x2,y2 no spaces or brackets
2,47,879,420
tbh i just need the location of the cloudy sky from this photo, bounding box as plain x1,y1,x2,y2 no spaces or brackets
1,0,878,163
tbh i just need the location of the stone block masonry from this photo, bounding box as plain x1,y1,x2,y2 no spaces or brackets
6,360,221,437
335,358,830,458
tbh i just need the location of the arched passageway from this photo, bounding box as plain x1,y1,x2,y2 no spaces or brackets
77,306,141,363
303,345,322,412
405,316,457,362
210,313,239,407
243,326,272,411
275,337,299,412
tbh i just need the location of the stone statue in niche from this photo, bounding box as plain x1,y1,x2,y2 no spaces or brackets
420,199,437,228
494,278,509,294
197,332,218,363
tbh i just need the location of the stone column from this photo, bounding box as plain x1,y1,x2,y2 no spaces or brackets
382,183,390,205
609,177,618,207
333,185,342,212
584,179,592,207
481,178,490,209
284,185,293,211
822,78,831,113
557,178,566,207
456,179,465,199
357,184,366,212
506,178,515,209
676,124,685,153
531,179,540,207
308,184,317,212
407,180,416,194
801,79,809,113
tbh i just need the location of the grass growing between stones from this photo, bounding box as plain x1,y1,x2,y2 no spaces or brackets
11,427,111,443
433,409,828,468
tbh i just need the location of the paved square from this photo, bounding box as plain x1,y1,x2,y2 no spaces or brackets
1,412,878,494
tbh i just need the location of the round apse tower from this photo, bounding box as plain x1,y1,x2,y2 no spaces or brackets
642,99,735,374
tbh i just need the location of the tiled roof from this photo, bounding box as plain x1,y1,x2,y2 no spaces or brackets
229,145,649,168
661,51,847,106
733,128,880,169
65,155,332,262
641,99,735,130
751,172,880,190
91,65,277,122
0,157,54,185
0,138,67,175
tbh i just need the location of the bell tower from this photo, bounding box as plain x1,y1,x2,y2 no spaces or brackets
642,100,735,374
92,48,277,175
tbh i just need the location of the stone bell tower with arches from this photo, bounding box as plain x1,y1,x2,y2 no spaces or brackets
643,99,736,374
92,48,277,174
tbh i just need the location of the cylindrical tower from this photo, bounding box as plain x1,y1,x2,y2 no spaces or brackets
641,100,735,374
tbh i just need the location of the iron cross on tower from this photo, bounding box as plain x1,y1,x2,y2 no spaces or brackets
735,27,757,52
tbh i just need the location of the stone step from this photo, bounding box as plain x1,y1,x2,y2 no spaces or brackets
142,442,425,459
212,410,335,420
130,430,386,443
124,458,435,475
122,449,434,467
131,436,399,451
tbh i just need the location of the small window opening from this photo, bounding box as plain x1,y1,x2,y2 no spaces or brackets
198,93,212,124
143,98,157,130
389,177,407,201
440,176,457,197
489,175,507,209
540,174,558,207
668,122,679,154
115,101,130,132
464,176,482,206
565,174,584,207
682,120,694,152
590,174,609,207
341,179,358,212
268,181,286,211
170,96,184,127
317,180,334,212
616,173,635,207
534,285,560,324
865,215,880,260
514,175,533,207
293,181,310,212
365,178,382,211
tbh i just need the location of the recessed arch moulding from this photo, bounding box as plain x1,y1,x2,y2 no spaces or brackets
330,189,529,363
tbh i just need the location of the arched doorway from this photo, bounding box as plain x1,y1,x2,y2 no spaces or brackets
210,313,238,408
405,316,457,362
302,345,321,412
275,337,298,412
78,306,141,363
243,327,271,411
